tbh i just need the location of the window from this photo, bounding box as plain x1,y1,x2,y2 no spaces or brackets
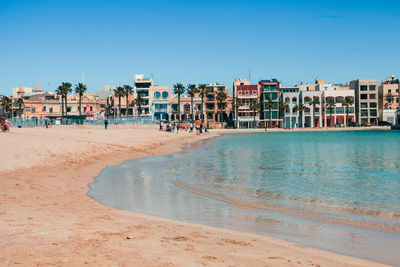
370,102,377,108
360,85,368,91
245,99,250,106
360,103,368,108
361,110,368,117
370,94,376,99
360,94,368,99
162,91,169,98
252,90,257,95
369,85,376,91
370,109,377,116
245,91,249,95
49,107,53,113
43,106,46,112
388,89,392,93
67,107,71,112
271,92,278,100
238,91,242,95
184,104,190,113
154,92,161,99
336,107,344,114
172,104,178,112
397,98,399,103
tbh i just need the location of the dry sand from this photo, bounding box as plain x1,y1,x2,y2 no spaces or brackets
0,125,389,266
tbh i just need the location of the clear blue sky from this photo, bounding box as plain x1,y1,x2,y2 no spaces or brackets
1,0,399,95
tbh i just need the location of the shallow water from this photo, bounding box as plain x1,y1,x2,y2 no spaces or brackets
88,131,400,265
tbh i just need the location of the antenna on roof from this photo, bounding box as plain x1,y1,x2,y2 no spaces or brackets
248,67,251,81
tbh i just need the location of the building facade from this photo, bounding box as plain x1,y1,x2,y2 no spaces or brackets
350,79,379,125
233,78,260,128
152,85,171,121
378,76,399,125
260,79,281,127
134,74,153,117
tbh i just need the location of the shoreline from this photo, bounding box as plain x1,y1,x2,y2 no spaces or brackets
0,125,389,266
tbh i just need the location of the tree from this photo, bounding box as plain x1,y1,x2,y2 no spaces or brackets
309,96,320,128
124,85,134,117
62,82,72,116
342,96,354,126
294,103,306,127
249,99,260,128
55,85,65,116
135,96,145,117
186,84,198,121
326,99,336,127
231,98,241,129
198,84,208,123
114,86,125,117
173,83,185,123
75,83,87,116
16,98,24,118
216,91,228,127
0,96,12,119
264,99,275,131
279,101,289,129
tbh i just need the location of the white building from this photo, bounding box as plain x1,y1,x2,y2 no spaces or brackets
134,74,153,117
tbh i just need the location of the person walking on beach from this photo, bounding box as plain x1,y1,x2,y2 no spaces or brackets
190,122,194,133
104,119,108,130
0,115,13,133
160,121,163,131
200,122,203,134
195,119,201,135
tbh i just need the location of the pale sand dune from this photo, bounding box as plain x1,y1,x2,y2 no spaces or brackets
0,125,389,266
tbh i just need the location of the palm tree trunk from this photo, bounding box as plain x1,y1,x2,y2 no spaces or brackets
330,110,332,127
201,93,204,123
79,95,82,116
178,94,181,124
269,107,272,128
253,113,256,128
312,104,315,128
61,96,64,116
126,95,129,118
220,101,223,127
118,96,121,117
19,104,22,118
65,95,68,116
191,96,194,121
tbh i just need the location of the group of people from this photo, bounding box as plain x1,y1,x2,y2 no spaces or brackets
159,119,207,135
0,116,13,133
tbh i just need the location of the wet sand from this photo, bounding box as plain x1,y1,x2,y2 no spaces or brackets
0,125,389,266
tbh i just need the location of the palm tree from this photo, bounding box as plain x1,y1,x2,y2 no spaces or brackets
124,85,134,117
342,96,354,126
279,101,289,129
55,85,65,116
309,96,320,128
0,96,12,119
173,83,185,123
75,83,87,116
250,99,260,128
114,86,125,117
231,98,241,129
216,91,228,127
135,96,145,117
186,84,198,121
294,103,306,127
16,98,24,118
62,82,72,116
198,84,207,123
264,99,275,131
326,99,336,127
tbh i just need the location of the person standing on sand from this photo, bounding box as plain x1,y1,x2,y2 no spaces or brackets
195,119,201,135
200,122,203,134
104,119,108,130
0,115,13,133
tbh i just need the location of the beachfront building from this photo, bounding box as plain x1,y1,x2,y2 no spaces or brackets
260,79,281,127
378,76,399,125
205,83,231,128
280,87,299,128
317,83,355,126
12,85,102,120
152,85,171,121
170,93,202,122
233,78,261,128
134,74,153,117
350,79,379,125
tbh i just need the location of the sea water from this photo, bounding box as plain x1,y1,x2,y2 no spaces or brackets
88,131,400,265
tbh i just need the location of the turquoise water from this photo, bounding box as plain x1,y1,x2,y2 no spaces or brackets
88,131,400,265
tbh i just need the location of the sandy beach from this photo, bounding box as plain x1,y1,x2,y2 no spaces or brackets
0,125,389,266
